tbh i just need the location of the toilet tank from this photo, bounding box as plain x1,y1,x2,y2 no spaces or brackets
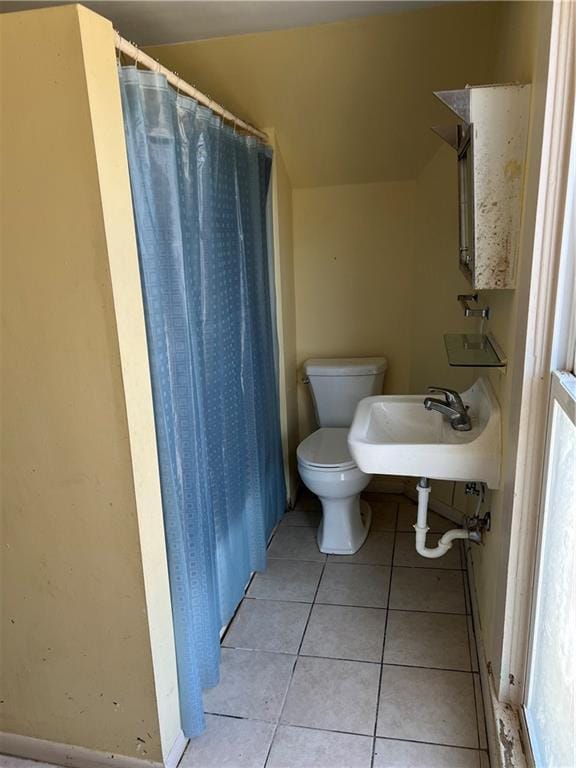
304,357,388,428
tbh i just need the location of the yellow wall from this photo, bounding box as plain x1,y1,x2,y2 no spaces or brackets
147,2,505,188
0,7,551,758
471,1,553,691
147,4,504,447
293,181,416,437
410,145,479,396
0,5,179,760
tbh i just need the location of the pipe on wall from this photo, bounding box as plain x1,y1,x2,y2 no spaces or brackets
413,478,478,558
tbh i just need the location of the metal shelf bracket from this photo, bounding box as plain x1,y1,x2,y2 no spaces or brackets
458,293,490,319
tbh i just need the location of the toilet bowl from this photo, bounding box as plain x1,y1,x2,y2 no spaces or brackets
296,356,387,555
297,427,372,554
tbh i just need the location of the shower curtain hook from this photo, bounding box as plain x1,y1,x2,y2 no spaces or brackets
208,96,219,119
115,31,121,65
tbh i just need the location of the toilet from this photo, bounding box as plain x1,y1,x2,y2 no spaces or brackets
297,357,387,554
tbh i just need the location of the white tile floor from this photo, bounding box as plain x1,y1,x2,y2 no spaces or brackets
186,491,490,768
1,492,490,768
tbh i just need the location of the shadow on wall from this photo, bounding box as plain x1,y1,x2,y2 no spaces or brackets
294,146,478,441
293,180,416,439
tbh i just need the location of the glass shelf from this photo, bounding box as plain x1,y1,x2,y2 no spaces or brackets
444,332,507,368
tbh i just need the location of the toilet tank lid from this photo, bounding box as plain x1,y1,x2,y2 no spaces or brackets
304,357,388,377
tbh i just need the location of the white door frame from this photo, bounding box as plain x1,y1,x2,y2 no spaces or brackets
520,369,576,767
496,0,575,712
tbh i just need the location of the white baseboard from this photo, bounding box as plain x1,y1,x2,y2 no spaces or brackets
0,729,188,768
465,549,528,768
162,730,187,768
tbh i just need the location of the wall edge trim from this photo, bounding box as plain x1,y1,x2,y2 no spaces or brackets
75,6,182,754
162,729,188,768
0,732,171,768
465,550,528,768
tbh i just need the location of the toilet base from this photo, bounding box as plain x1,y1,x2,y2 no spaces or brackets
317,498,372,555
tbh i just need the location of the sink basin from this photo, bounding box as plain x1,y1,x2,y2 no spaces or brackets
348,377,501,488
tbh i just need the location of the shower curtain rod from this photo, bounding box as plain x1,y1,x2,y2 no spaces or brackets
115,33,269,143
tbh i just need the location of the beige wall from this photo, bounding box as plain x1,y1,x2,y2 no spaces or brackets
147,4,504,447
293,181,416,437
0,6,551,759
269,131,299,503
470,1,553,692
0,5,179,761
410,144,479,395
387,142,477,510
147,3,504,188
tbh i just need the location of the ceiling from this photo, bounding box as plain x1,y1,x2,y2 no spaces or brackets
148,2,506,187
1,0,508,188
1,1,454,46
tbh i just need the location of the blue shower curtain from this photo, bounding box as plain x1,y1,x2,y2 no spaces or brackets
119,67,286,737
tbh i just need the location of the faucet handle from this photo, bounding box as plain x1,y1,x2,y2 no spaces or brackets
427,386,464,408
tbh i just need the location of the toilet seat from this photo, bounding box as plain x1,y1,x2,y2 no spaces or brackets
297,428,357,472
297,427,372,554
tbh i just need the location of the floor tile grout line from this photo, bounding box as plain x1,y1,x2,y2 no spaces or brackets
463,580,477,666
203,711,489,754
244,594,469,616
262,526,330,768
213,504,316,767
267,554,464,571
370,501,399,768
372,733,488,753
295,556,327,655
472,671,488,754
463,542,481,670
468,673,481,751
216,643,475,673
459,548,483,752
207,493,475,766
463,552,490,753
219,580,252,647
309,656,474,675
268,497,395,757
393,562,464,571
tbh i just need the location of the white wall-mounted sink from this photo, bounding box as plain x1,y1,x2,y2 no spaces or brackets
348,377,501,489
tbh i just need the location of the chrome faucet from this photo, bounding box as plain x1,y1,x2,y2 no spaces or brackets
423,387,472,431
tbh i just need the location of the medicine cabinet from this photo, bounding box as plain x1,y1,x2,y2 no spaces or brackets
433,83,531,290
